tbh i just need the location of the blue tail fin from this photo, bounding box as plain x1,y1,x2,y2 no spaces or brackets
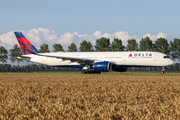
14,32,40,55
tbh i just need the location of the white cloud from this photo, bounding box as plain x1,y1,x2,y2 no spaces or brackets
92,31,101,38
0,28,168,51
142,33,157,41
0,31,18,49
58,32,74,45
142,32,168,41
113,31,135,40
157,32,168,39
24,28,58,49
113,31,136,45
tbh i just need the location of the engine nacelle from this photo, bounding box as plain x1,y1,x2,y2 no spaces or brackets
94,61,111,72
112,64,127,72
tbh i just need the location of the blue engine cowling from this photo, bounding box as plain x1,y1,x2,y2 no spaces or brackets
94,61,111,72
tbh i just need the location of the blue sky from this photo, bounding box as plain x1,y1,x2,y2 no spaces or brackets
1,0,180,36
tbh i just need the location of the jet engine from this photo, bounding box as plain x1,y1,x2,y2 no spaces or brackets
94,61,111,72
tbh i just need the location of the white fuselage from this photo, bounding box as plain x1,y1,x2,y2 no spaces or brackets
21,51,174,67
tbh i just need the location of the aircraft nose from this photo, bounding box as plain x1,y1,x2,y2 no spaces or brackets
169,59,174,65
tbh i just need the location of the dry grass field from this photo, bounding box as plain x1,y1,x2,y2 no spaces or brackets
0,73,180,119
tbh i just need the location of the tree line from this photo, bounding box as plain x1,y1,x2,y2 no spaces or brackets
0,63,179,73
0,36,180,72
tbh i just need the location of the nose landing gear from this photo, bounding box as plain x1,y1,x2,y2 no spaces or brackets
161,67,165,74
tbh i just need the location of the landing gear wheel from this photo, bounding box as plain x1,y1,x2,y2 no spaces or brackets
161,67,165,74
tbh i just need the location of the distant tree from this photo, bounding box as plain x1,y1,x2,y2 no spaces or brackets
111,38,124,51
79,40,93,52
139,37,154,72
39,43,50,53
39,64,45,71
52,43,64,73
53,44,64,52
68,42,78,52
10,44,23,72
173,63,179,72
39,43,50,72
126,39,138,72
154,38,169,55
170,38,180,72
3,64,11,72
126,39,138,51
139,37,154,51
0,46,8,72
95,37,111,51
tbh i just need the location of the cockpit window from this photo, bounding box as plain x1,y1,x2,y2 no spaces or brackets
164,56,170,58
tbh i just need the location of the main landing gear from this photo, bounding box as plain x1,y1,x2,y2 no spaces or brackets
82,65,101,74
82,70,101,74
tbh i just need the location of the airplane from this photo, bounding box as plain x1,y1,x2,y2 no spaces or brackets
14,32,174,74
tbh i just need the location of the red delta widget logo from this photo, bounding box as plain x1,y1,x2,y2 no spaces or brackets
128,53,152,58
129,54,132,57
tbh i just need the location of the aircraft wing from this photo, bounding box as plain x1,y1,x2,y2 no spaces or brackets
33,54,95,63
26,49,94,63
8,53,95,64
